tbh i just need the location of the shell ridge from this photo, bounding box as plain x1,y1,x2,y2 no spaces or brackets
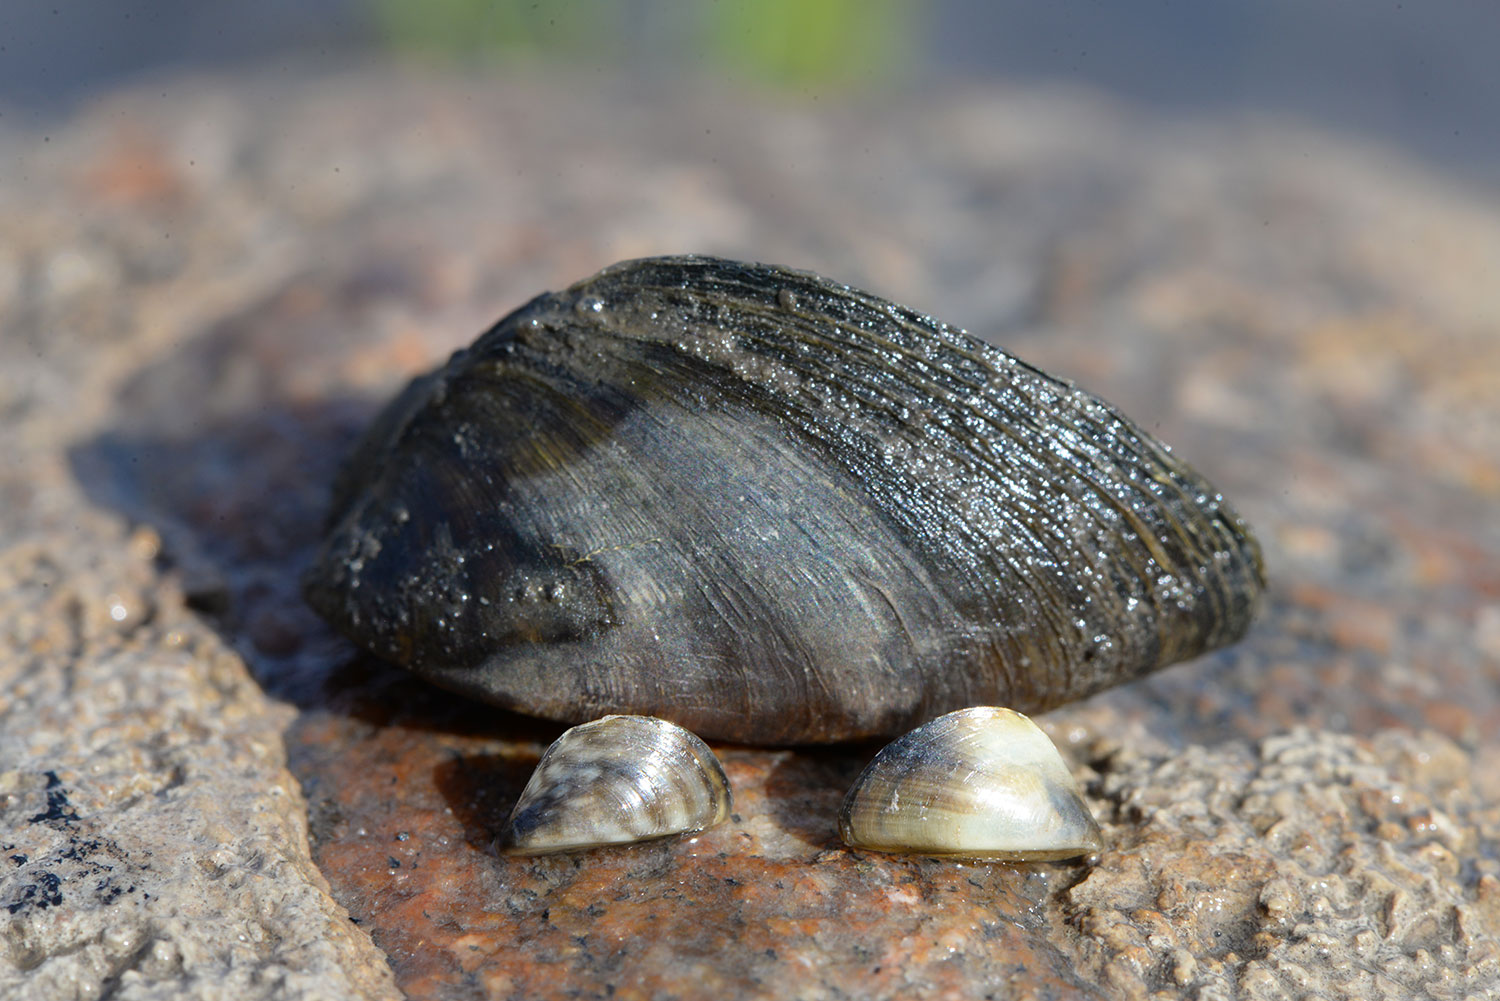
679,280,1250,681
580,257,1252,644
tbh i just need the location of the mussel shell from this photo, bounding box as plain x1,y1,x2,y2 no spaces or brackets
500,714,732,855
303,255,1264,743
837,706,1103,862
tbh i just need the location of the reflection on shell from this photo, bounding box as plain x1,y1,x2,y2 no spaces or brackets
499,714,732,855
303,255,1265,743
838,707,1103,862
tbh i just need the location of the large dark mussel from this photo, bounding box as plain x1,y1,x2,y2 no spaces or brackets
303,256,1263,743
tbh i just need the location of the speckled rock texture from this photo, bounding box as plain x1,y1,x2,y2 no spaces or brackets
2,67,1497,1000
0,517,400,1001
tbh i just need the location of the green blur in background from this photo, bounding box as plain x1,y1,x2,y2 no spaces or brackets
371,0,916,90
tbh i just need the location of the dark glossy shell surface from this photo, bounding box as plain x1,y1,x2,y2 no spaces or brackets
303,256,1264,743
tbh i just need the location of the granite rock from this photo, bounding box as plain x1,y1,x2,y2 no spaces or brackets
2,67,1497,999
0,515,400,1000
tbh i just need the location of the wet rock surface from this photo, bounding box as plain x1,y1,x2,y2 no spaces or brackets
2,68,1497,999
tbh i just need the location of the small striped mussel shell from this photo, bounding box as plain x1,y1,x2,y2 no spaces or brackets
838,706,1103,862
499,715,732,855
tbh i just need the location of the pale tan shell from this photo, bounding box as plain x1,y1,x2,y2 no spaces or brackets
499,715,732,855
838,707,1103,861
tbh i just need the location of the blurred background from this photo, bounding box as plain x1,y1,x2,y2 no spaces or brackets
2,0,1497,187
